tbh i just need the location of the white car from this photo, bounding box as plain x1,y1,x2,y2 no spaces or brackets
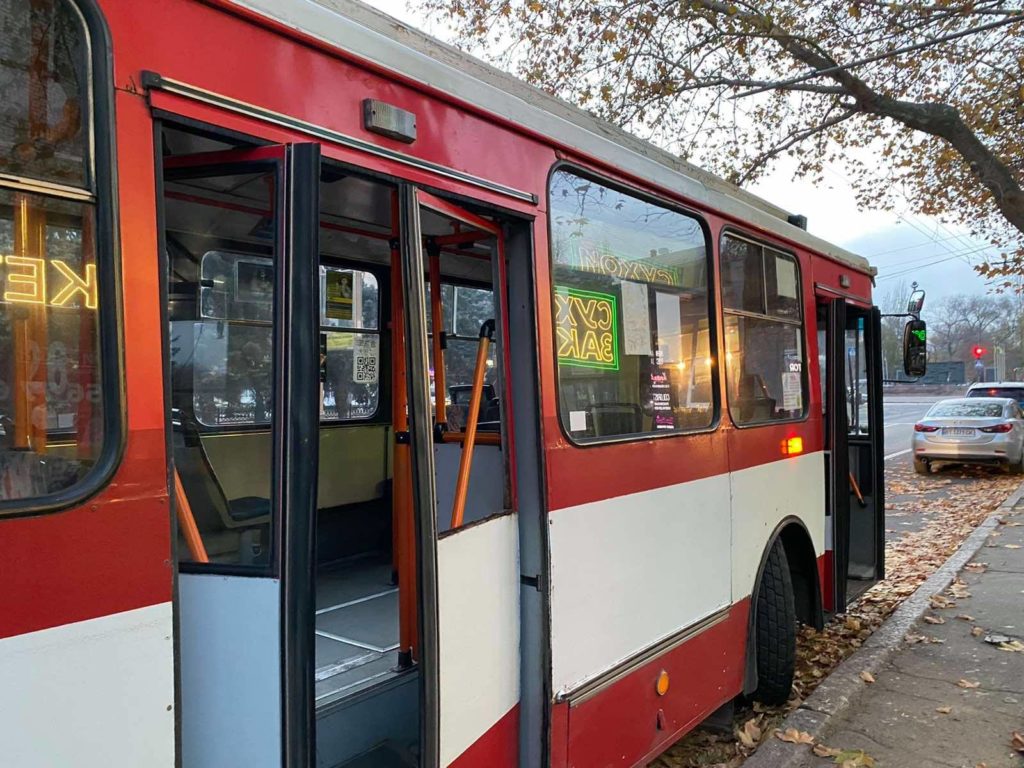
913,397,1024,474
966,381,1024,408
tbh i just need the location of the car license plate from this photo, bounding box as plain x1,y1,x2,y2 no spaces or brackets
942,428,975,436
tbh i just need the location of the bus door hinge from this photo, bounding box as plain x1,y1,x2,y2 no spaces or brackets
520,573,545,592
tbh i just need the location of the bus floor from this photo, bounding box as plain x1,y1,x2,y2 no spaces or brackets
315,556,400,707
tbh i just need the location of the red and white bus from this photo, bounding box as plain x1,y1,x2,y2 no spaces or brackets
0,1,920,766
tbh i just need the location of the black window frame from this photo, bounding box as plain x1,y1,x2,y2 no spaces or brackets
0,0,124,518
546,163,720,447
720,228,808,429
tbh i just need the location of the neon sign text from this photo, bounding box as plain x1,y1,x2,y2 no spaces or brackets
555,287,619,370
560,241,683,288
0,255,97,309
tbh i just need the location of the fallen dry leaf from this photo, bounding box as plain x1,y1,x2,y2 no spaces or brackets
1004,544,1022,549
971,626,985,637
834,749,876,767
813,743,841,757
964,562,988,573
735,718,761,749
936,705,952,714
1012,731,1024,753
774,728,814,745
956,679,981,689
998,640,1024,652
954,614,974,622
859,670,875,684
923,615,946,625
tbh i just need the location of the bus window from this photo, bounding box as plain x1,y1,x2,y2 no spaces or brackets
320,266,380,420
0,0,108,504
165,161,278,566
425,282,498,430
721,234,807,426
548,169,714,441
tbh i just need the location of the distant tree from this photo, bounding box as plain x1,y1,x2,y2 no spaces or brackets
424,0,1024,276
929,293,1023,374
878,280,910,378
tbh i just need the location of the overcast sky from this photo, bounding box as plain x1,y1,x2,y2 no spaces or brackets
365,0,1001,307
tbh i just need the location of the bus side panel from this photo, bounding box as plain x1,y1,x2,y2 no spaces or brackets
547,460,732,699
564,600,747,768
438,513,521,767
0,89,174,766
729,450,827,603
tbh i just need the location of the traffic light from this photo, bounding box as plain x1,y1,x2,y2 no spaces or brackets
973,345,987,359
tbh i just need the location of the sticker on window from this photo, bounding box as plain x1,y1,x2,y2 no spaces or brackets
621,281,652,357
325,269,354,321
782,371,802,411
353,334,379,383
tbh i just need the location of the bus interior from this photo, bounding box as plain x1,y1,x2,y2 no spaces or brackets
161,122,509,767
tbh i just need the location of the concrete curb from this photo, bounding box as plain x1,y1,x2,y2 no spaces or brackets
743,480,1024,768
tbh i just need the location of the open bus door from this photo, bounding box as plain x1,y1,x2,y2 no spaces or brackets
819,298,885,610
162,142,322,767
399,185,521,768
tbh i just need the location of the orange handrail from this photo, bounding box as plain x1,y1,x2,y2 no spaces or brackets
428,243,446,427
440,430,500,446
849,471,867,508
173,469,209,563
390,225,418,667
450,320,494,529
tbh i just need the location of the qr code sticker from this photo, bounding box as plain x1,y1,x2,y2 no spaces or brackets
354,355,378,384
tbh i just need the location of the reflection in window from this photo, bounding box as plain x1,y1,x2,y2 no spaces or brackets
548,170,713,440
0,0,105,505
0,0,89,188
0,191,104,499
165,166,277,566
722,234,806,425
846,323,869,435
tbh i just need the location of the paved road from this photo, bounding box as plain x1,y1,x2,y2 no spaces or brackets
882,396,942,463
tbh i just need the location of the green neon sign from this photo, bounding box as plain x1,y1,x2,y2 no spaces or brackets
554,286,620,371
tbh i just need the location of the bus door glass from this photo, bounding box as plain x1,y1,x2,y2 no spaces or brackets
844,307,884,602
160,132,321,768
819,297,884,611
399,186,520,767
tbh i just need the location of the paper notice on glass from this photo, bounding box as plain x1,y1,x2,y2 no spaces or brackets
353,334,379,383
620,281,652,357
782,371,802,411
569,410,588,433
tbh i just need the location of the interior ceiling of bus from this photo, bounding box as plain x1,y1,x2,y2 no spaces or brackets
162,124,496,285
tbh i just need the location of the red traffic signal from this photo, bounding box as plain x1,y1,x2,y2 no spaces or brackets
973,345,987,359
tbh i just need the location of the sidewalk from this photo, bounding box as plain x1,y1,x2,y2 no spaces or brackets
769,499,1024,767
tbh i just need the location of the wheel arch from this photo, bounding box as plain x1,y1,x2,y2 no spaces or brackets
742,516,824,696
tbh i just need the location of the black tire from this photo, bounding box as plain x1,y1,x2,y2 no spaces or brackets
1008,455,1024,475
751,540,797,706
914,457,930,475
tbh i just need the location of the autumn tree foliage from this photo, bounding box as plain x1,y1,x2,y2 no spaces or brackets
421,0,1024,276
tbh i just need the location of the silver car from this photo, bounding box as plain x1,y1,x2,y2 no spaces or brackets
912,397,1024,475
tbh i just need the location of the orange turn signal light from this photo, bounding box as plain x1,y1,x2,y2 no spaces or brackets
781,436,804,456
655,670,670,696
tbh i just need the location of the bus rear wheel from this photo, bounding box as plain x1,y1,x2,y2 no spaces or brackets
751,540,796,706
